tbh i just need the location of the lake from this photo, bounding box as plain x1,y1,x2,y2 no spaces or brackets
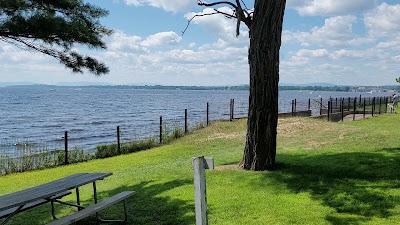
0,86,390,156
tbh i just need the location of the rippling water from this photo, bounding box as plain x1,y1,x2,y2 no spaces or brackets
0,86,389,156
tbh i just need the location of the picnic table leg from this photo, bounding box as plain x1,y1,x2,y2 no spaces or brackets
93,182,99,221
51,200,57,220
76,187,81,211
0,205,24,225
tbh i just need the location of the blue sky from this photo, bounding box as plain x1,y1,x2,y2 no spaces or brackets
0,0,399,86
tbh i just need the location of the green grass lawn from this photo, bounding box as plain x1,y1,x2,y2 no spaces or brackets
2,114,400,225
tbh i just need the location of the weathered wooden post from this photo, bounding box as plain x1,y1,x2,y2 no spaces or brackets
206,102,209,126
363,98,366,118
185,109,188,134
117,126,121,154
159,116,163,144
327,100,331,121
353,98,356,121
192,156,214,225
64,131,68,165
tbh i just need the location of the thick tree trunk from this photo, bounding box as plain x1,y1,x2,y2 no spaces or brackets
241,0,286,171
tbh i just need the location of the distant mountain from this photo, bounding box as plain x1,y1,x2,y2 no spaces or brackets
55,82,112,86
0,82,37,87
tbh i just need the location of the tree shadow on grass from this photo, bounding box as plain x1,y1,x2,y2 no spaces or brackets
268,151,400,225
76,179,194,225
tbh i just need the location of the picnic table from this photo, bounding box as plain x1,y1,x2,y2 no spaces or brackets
0,173,134,225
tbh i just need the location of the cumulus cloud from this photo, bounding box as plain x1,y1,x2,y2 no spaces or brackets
364,3,400,37
288,0,377,16
141,32,182,47
124,0,193,12
284,16,373,48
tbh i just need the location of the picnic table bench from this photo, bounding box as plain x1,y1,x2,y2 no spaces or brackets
0,173,135,225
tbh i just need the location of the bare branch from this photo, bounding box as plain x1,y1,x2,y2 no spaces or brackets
197,0,238,9
182,10,236,35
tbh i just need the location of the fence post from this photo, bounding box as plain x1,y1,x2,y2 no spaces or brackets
353,98,356,121
294,99,297,115
308,98,311,111
159,116,163,144
64,131,68,165
229,99,232,121
385,97,388,113
117,126,121,154
192,156,214,225
327,101,331,121
341,99,344,121
363,98,366,118
206,102,209,126
372,97,375,116
335,98,338,108
379,97,382,115
291,100,294,116
320,98,323,115
185,109,188,134
232,99,235,120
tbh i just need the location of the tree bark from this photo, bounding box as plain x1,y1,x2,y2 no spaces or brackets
241,0,286,171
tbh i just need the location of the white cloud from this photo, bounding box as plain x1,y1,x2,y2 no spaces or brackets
124,0,193,12
364,3,400,37
284,16,373,48
141,32,182,47
288,0,377,16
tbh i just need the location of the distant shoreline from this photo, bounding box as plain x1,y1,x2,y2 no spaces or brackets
0,84,398,92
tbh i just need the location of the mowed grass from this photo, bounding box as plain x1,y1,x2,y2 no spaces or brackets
2,114,400,225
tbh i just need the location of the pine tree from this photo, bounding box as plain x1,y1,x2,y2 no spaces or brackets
0,0,111,75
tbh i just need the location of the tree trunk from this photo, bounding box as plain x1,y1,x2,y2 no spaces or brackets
241,0,286,171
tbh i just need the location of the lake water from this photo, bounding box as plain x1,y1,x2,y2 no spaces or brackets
0,86,390,156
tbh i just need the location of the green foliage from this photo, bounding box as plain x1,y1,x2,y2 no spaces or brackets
0,0,111,75
95,139,157,159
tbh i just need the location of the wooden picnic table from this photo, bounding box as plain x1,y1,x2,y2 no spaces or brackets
0,173,112,225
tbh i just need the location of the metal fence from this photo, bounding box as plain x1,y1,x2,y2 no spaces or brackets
0,95,393,175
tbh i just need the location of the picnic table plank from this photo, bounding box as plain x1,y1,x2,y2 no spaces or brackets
0,173,112,212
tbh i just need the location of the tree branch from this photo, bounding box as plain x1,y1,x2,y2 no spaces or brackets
182,10,236,35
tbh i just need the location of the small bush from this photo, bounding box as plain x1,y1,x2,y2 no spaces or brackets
95,139,157,159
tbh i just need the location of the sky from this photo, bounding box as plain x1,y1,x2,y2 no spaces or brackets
0,0,399,86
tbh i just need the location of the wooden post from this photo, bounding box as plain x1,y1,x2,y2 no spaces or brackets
185,109,188,133
363,98,366,118
64,131,68,165
117,126,121,154
308,98,311,111
327,101,331,121
193,156,214,225
159,116,163,144
353,98,356,121
206,102,209,126
294,99,297,115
